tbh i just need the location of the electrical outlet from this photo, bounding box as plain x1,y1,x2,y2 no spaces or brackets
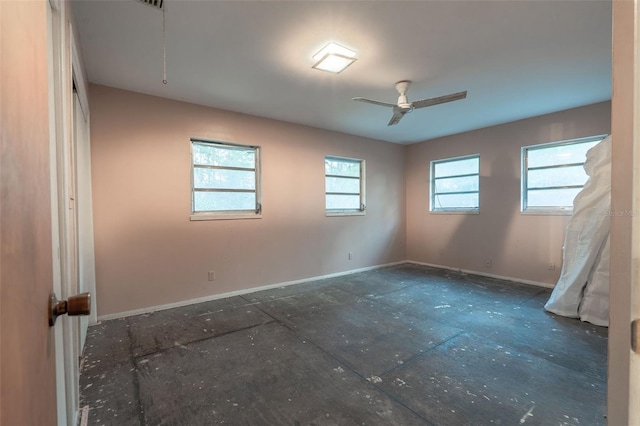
547,262,556,270
439,249,444,256
348,252,353,260
484,259,492,268
208,271,216,281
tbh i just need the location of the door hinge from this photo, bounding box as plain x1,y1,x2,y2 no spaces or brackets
633,319,640,353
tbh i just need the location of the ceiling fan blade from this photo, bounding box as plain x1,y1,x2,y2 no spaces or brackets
387,108,405,126
353,97,396,108
412,91,467,109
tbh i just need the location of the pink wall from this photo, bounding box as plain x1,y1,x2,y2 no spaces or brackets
406,101,611,284
89,85,407,316
91,84,610,316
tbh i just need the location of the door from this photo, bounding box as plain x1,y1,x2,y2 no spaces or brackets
628,0,640,421
0,1,59,424
609,0,640,424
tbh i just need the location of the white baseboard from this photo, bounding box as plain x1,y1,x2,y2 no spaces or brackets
96,259,554,322
406,260,555,289
96,260,406,322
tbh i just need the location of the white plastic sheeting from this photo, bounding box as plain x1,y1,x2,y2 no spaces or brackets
544,136,611,326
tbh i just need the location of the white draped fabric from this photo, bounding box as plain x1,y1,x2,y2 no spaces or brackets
544,136,611,326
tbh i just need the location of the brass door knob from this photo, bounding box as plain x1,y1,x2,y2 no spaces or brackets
49,292,91,326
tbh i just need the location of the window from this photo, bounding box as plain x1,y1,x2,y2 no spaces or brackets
190,139,261,220
325,156,365,215
522,135,606,213
430,154,480,213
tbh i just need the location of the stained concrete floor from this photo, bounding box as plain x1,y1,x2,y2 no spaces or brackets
80,264,607,425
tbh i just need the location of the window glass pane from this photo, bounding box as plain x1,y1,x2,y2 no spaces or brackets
325,156,364,213
527,140,600,168
433,157,478,178
193,143,255,169
326,177,360,194
527,165,588,189
194,191,255,212
325,158,360,177
431,155,479,211
432,193,479,210
433,175,478,194
194,168,255,190
522,136,605,212
191,140,260,216
326,194,360,210
527,187,581,208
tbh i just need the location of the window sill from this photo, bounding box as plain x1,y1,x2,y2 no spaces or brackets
326,211,366,217
521,209,573,216
190,213,262,221
430,210,479,215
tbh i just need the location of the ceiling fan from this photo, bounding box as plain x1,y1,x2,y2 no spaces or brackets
353,81,467,126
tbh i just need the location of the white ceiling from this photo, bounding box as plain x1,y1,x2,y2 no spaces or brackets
72,0,612,145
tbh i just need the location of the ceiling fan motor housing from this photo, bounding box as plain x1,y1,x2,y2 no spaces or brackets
396,81,412,110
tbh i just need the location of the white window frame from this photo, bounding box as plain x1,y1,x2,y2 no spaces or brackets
325,155,366,217
190,138,262,221
521,135,606,215
430,154,480,214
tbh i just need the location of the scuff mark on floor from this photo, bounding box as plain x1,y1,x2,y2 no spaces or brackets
519,405,535,424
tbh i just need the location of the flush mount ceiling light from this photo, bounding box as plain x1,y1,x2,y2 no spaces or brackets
312,42,357,74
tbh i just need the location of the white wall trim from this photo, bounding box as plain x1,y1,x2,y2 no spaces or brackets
406,260,555,289
97,259,554,322
97,261,406,321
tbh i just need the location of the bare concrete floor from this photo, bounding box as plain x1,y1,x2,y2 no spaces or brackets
80,264,607,425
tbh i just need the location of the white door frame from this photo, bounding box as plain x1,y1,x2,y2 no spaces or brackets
609,0,640,423
48,0,94,424
71,22,97,342
47,1,69,424
629,0,640,420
